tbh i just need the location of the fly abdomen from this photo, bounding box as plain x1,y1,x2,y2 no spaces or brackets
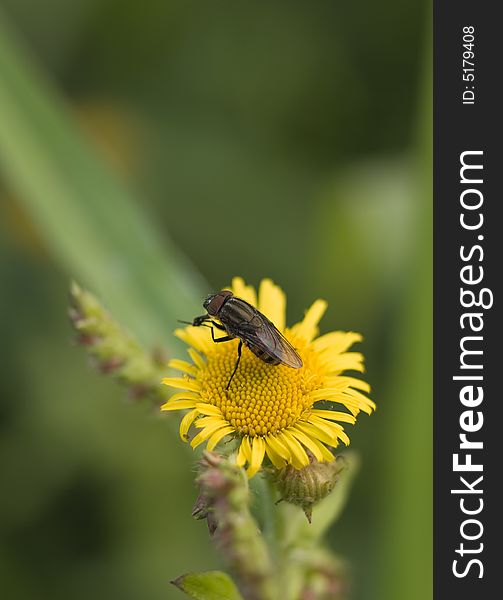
247,343,281,365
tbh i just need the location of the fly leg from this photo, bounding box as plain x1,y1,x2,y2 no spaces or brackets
210,321,227,333
209,330,233,343
177,315,212,327
226,340,243,390
202,324,241,389
185,317,231,343
192,315,212,326
181,317,240,389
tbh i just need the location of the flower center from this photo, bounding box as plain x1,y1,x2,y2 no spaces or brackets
198,336,322,437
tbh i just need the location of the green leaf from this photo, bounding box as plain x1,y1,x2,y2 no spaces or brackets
0,12,206,349
171,571,244,600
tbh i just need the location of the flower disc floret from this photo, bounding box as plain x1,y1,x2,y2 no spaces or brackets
199,337,322,437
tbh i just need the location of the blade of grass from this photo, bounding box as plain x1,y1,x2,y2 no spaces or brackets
0,12,206,349
376,30,432,600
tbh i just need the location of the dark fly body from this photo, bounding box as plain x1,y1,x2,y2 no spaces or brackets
183,290,302,389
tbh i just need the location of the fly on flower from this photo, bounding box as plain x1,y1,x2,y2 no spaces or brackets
181,290,302,390
163,278,375,478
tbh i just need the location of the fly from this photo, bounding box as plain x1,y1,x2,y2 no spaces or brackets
180,290,302,389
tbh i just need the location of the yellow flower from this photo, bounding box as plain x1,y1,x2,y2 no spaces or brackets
162,278,375,478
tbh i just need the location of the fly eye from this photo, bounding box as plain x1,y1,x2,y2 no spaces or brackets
206,295,225,315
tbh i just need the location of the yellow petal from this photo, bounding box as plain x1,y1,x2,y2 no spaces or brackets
327,352,365,374
323,376,371,394
307,435,336,462
291,299,327,342
179,409,199,441
295,420,340,449
166,391,201,402
161,400,197,411
337,388,376,414
194,415,224,428
286,428,325,462
162,377,200,392
309,415,345,436
207,426,234,451
312,331,363,355
168,358,198,376
175,327,211,354
195,403,223,416
277,431,309,469
264,432,291,461
236,436,252,467
246,436,266,478
230,277,257,306
308,388,374,415
188,348,206,370
310,409,356,424
190,421,228,449
258,279,286,331
264,438,287,469
309,415,351,446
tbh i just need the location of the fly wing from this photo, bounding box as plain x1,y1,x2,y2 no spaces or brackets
243,316,303,368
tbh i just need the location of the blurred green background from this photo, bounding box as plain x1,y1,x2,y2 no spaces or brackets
0,1,431,599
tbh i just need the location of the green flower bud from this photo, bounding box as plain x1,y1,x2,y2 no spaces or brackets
274,456,347,522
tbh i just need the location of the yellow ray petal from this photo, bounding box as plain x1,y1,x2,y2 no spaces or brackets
179,409,199,441
323,376,371,394
188,348,206,370
309,414,345,436
175,327,212,354
194,415,225,428
230,277,257,306
283,428,324,463
341,388,376,413
236,436,252,467
308,387,372,412
161,400,197,411
195,403,223,416
258,279,286,331
168,359,198,376
306,435,336,462
166,391,201,402
312,331,363,355
247,436,266,478
327,352,365,374
264,437,287,469
265,432,291,461
291,299,327,342
162,377,200,392
310,409,356,424
207,426,234,451
295,420,340,448
278,430,310,469
309,394,365,417
309,415,351,446
190,421,229,449
308,388,347,402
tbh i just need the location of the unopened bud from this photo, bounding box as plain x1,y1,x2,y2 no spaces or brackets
275,456,347,522
69,281,169,403
193,452,276,599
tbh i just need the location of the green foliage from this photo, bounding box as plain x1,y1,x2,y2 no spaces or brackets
0,12,205,350
172,571,243,600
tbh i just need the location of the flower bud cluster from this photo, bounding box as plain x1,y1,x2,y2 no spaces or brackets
69,282,168,402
